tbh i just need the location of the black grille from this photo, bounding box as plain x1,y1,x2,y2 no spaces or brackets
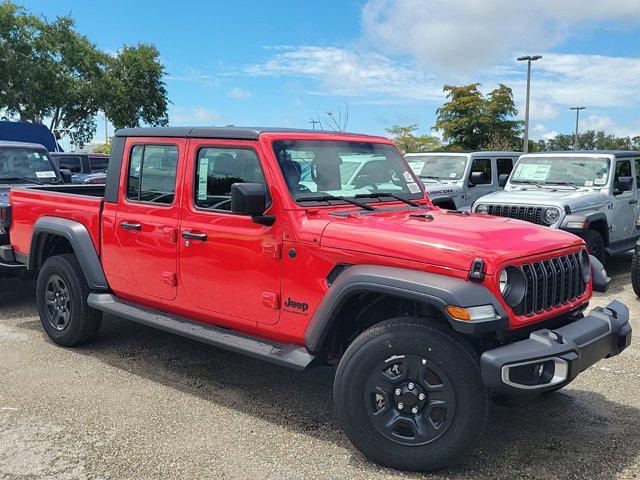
486,204,545,225
326,264,352,286
517,251,586,316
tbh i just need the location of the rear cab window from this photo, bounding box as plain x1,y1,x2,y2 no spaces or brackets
58,156,83,173
127,144,178,205
89,156,109,173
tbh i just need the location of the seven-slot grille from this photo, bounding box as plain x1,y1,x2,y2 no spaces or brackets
518,251,586,316
486,205,545,225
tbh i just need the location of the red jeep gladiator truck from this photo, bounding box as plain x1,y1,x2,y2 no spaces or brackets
3,127,632,471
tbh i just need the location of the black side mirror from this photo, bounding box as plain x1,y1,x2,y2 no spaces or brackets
469,171,485,186
498,173,509,187
231,183,274,225
614,176,633,195
60,168,72,183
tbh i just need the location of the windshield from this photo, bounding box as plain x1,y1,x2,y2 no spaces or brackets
0,147,59,184
511,156,610,187
405,155,468,180
273,140,423,203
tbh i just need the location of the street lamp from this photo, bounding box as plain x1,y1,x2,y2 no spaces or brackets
570,107,586,150
517,54,542,153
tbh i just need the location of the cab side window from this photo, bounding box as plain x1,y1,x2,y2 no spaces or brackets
470,158,492,184
194,147,266,212
127,144,178,204
496,158,514,177
635,158,640,184
615,160,632,182
58,156,83,173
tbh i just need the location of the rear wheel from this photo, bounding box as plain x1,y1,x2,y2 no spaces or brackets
333,318,487,471
632,251,640,296
581,230,606,264
36,254,102,346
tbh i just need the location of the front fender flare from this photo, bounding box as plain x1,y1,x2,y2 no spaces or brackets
560,209,608,239
304,265,509,352
29,216,109,291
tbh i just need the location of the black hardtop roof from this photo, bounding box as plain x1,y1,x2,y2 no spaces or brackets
114,126,383,141
526,150,640,158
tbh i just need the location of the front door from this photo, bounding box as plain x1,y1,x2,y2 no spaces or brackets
610,158,637,242
467,157,494,204
178,141,282,325
114,140,185,301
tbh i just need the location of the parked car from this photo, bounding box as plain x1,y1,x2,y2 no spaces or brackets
0,140,67,277
51,152,109,184
2,128,631,471
472,151,640,263
404,151,520,209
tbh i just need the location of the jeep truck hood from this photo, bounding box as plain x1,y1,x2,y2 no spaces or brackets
478,188,608,211
320,208,583,274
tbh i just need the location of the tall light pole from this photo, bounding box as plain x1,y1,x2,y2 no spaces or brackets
517,54,542,153
570,107,586,149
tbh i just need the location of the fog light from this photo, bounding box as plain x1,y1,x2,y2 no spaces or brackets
501,357,569,390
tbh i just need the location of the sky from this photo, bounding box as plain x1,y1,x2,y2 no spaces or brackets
19,0,640,143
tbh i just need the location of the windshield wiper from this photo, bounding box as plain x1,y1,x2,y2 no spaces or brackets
420,175,442,182
355,192,424,208
0,176,43,185
512,180,542,189
543,181,577,189
297,194,376,211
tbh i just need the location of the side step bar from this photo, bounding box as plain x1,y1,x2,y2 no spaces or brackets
87,293,316,370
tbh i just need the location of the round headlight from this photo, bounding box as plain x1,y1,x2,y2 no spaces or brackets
544,208,560,224
476,204,489,214
499,265,527,307
579,248,591,283
499,269,509,294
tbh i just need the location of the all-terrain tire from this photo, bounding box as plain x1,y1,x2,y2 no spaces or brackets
333,318,487,471
36,254,102,346
581,230,606,264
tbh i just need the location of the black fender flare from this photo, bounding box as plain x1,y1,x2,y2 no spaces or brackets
304,265,509,351
560,210,609,243
29,216,109,291
429,195,457,210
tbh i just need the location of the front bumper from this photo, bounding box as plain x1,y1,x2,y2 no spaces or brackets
480,300,632,394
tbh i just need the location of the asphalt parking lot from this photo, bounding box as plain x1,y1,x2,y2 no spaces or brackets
1,255,639,480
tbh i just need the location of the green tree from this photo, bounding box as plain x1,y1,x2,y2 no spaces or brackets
0,3,169,146
385,124,441,153
433,83,522,150
536,130,640,151
103,44,169,130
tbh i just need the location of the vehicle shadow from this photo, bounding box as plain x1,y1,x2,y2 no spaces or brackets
13,313,636,479
0,277,35,315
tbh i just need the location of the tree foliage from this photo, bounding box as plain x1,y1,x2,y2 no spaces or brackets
536,130,640,151
0,2,169,147
433,83,522,150
385,124,441,153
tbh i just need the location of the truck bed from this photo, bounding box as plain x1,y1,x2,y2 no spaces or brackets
9,185,105,260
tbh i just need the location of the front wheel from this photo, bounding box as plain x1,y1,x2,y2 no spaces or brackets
581,230,606,264
333,318,487,471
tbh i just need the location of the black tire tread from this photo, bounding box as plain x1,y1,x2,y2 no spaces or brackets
632,252,640,297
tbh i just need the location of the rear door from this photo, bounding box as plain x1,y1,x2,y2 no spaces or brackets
177,140,282,325
496,156,515,188
113,139,185,301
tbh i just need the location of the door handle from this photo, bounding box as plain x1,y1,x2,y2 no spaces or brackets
629,199,638,205
181,230,207,241
120,221,141,231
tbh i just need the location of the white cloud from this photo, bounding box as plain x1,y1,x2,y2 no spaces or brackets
170,106,222,125
166,70,219,87
245,46,443,102
580,113,640,137
228,87,251,100
361,0,640,73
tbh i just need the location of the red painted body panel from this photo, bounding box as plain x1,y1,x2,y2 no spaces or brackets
8,130,593,347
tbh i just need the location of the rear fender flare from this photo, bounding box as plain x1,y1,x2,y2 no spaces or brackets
29,216,109,291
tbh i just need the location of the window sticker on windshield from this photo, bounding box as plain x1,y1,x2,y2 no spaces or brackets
198,158,209,200
449,172,456,178
35,171,56,179
408,182,420,193
33,152,40,158
517,164,551,181
585,180,594,187
594,178,607,186
403,171,413,182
